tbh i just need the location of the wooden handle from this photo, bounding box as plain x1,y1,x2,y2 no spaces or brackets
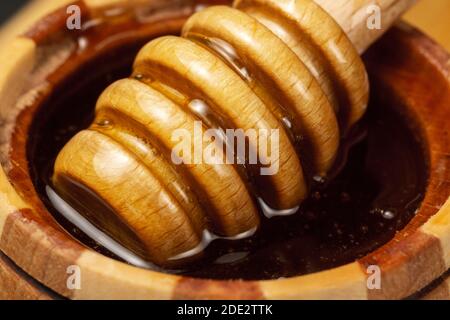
316,0,417,53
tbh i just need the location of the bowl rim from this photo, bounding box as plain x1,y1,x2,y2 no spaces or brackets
0,0,449,300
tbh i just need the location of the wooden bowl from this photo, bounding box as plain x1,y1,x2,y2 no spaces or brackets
0,0,449,299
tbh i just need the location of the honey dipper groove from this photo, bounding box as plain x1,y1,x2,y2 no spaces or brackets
53,0,369,266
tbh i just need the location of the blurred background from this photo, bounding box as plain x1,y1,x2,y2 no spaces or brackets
0,0,29,23
0,0,449,51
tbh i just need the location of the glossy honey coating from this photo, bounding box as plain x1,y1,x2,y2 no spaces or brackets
53,0,369,266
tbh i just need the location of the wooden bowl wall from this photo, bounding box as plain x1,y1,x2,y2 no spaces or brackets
0,0,449,299
0,250,58,300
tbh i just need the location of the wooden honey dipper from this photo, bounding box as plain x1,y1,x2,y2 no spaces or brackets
52,0,416,266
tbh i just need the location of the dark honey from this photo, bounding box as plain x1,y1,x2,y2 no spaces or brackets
26,2,428,280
